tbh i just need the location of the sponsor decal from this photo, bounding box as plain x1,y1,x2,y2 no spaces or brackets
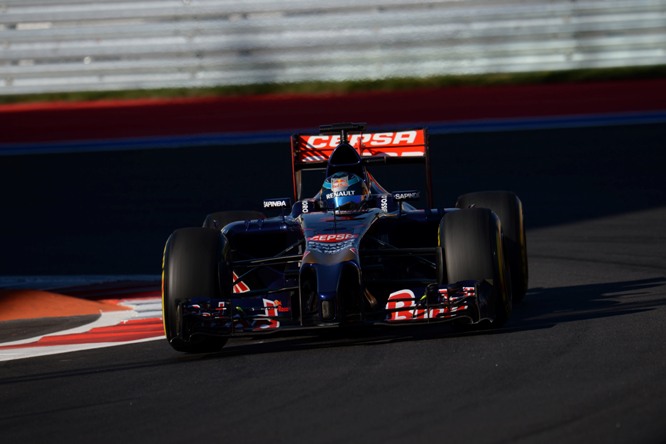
305,131,420,149
275,299,290,313
380,194,389,212
308,233,357,243
325,190,356,200
295,129,427,163
385,289,462,321
331,176,348,192
263,199,289,209
307,233,358,254
393,191,420,201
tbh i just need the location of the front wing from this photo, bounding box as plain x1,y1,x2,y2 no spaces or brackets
176,279,495,340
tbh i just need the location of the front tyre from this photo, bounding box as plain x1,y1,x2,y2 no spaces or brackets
456,191,528,303
440,208,511,327
162,227,228,353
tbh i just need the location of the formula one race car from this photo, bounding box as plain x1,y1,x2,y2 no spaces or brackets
162,123,527,352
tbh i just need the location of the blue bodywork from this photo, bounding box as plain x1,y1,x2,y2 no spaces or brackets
177,128,497,339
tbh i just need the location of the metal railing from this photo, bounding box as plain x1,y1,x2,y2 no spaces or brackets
1,0,665,95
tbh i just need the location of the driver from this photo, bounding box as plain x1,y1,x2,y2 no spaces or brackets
320,171,370,211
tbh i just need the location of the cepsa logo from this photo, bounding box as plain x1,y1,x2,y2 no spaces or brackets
305,131,418,149
308,233,357,243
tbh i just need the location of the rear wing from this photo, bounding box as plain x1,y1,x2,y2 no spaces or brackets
290,124,432,207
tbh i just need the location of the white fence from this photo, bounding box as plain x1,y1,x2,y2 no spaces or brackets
1,0,665,95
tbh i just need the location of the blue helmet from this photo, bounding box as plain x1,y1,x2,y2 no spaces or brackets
321,172,369,211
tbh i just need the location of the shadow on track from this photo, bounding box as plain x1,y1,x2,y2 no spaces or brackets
511,277,666,331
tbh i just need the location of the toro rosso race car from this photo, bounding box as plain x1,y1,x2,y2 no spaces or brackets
162,123,527,352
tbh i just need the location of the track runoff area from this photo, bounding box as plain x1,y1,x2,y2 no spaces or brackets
0,78,664,360
0,279,163,361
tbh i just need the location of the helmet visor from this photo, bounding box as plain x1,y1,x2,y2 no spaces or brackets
331,194,365,211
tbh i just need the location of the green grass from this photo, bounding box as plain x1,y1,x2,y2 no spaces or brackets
2,65,665,105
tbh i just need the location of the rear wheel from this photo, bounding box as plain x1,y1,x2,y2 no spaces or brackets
440,208,511,326
456,191,528,302
162,227,229,353
203,210,265,230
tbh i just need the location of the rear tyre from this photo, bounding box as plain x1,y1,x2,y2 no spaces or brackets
162,227,228,353
203,211,265,230
456,191,528,303
440,208,511,327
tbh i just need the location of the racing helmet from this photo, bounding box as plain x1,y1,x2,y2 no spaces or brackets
321,172,369,211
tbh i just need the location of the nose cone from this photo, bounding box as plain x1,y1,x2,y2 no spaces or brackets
300,257,361,324
302,246,357,265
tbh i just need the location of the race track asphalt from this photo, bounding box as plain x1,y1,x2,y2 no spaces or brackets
0,121,665,443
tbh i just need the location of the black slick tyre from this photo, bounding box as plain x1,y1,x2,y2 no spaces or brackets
162,227,228,353
440,208,511,327
456,191,528,303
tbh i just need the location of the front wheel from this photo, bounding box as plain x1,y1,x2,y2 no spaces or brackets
440,208,512,327
456,191,528,303
162,227,229,353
